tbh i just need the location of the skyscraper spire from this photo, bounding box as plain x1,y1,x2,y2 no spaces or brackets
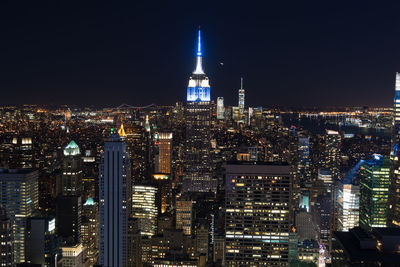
193,28,204,74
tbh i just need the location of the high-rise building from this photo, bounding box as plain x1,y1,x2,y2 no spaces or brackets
337,182,360,231
99,134,131,266
57,140,83,246
388,72,400,227
123,123,148,182
238,77,245,119
225,162,291,266
360,155,390,229
0,169,38,264
0,206,13,266
61,140,83,196
0,134,33,169
131,184,157,237
176,197,192,236
56,196,82,245
154,132,172,174
324,130,341,179
217,97,225,120
152,174,171,214
184,29,213,192
25,216,60,266
81,197,99,265
298,136,312,185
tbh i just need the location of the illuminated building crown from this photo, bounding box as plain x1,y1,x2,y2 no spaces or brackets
64,140,80,156
187,28,211,102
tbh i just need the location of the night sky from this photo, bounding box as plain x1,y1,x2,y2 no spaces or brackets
2,1,400,107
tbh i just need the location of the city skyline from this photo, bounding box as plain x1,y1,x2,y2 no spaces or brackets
3,2,400,266
2,2,400,107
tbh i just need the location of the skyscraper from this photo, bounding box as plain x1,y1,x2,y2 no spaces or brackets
360,155,390,229
81,197,99,265
0,169,38,264
57,140,83,245
0,206,13,266
184,29,213,192
324,130,341,179
336,182,360,231
217,97,225,120
25,216,60,266
131,184,157,237
225,162,291,266
154,132,172,174
388,72,400,227
238,77,245,120
99,134,131,266
176,197,193,236
61,140,83,196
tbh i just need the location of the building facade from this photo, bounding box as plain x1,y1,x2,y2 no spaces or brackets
131,184,157,237
360,156,390,229
225,162,291,266
99,134,131,266
0,169,38,264
388,72,400,227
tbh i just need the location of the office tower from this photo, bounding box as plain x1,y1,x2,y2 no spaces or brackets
61,140,82,196
124,123,148,182
184,29,213,192
176,197,193,236
225,162,291,266
152,174,171,214
0,135,33,169
217,97,225,120
81,197,99,265
298,136,311,185
56,140,83,245
238,77,245,119
360,155,390,229
0,169,38,264
337,182,360,231
25,216,60,266
56,196,82,245
154,132,172,174
99,134,131,266
0,206,13,266
311,179,334,252
131,184,157,237
388,72,400,227
324,130,341,179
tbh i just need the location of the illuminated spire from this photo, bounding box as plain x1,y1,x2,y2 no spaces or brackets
118,123,126,137
193,28,204,75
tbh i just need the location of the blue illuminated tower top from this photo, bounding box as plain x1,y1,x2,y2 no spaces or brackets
187,28,210,102
193,29,204,74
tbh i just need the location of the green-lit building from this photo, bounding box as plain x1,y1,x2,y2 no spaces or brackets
359,155,390,229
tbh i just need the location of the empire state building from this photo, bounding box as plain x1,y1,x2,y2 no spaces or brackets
183,29,214,192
